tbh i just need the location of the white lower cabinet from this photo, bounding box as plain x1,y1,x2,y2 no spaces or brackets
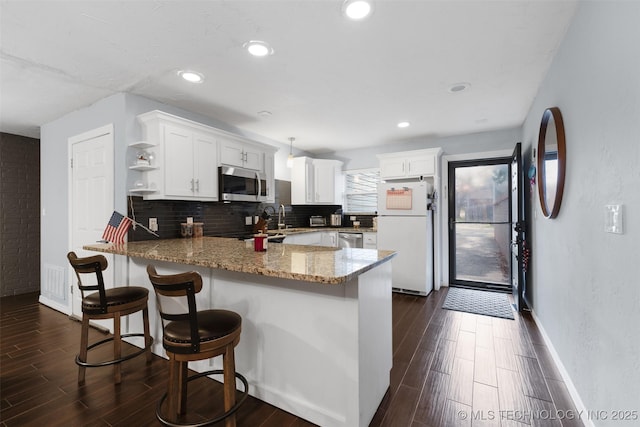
284,231,322,246
363,232,377,249
320,231,338,247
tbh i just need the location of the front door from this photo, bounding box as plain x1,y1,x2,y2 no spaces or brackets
448,157,511,291
69,125,114,319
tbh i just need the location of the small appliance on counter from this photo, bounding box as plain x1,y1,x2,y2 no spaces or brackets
330,212,342,227
309,216,326,227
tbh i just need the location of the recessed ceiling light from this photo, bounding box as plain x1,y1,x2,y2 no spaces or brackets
243,40,274,57
178,70,204,83
343,0,372,20
448,82,471,93
397,121,410,128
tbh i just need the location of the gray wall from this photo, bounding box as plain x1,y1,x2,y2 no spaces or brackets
521,1,640,422
0,133,40,296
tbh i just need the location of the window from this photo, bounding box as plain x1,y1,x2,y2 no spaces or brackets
344,168,380,214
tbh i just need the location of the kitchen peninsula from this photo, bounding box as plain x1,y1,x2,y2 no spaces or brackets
84,237,395,427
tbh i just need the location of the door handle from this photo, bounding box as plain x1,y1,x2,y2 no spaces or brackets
255,171,261,200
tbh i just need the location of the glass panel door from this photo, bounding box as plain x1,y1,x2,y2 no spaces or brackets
449,159,511,291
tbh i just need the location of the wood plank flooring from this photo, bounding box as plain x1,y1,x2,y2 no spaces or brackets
1,290,582,427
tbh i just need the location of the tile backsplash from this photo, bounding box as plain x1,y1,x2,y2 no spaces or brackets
127,180,342,241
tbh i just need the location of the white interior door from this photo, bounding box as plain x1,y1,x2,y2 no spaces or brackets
69,125,114,319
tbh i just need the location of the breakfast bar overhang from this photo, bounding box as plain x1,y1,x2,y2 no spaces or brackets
84,237,396,427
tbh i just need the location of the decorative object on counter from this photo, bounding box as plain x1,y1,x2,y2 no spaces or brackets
193,222,204,237
146,265,248,426
352,221,360,229
537,106,566,219
180,223,193,238
67,251,153,384
102,211,132,244
254,234,267,251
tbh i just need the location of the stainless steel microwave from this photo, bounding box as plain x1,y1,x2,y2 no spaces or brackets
219,166,269,202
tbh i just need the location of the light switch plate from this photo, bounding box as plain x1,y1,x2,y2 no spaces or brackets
245,216,252,226
604,204,623,234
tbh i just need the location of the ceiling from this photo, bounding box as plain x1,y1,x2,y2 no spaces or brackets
0,0,578,154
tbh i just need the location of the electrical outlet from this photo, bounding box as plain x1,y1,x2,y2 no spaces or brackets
149,218,158,232
350,216,357,221
245,216,252,226
186,217,193,224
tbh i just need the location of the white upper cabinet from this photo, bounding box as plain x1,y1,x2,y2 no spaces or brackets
133,110,275,201
291,157,343,205
219,138,264,171
162,125,217,199
378,148,441,180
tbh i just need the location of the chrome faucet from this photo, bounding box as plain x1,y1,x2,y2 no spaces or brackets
278,204,286,230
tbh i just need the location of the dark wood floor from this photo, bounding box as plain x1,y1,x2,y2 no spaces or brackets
1,290,582,427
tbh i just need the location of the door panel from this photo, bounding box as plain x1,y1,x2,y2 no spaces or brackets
70,127,114,319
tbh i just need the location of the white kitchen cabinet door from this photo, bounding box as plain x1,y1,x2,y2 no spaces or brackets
314,159,342,204
219,141,244,168
285,232,322,246
292,157,342,205
320,231,338,247
220,139,263,171
193,133,217,198
379,157,407,180
363,232,377,249
164,124,195,197
407,156,435,177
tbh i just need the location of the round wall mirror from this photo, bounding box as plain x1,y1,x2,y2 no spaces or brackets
537,107,566,218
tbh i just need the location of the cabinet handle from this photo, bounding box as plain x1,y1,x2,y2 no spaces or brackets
402,163,405,172
190,179,194,192
195,179,199,192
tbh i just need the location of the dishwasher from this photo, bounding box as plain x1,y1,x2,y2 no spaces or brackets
338,232,363,248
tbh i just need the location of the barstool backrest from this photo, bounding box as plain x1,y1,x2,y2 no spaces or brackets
67,251,109,313
146,265,203,353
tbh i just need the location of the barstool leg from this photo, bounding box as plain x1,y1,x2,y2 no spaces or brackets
78,314,90,384
167,358,179,422
223,345,237,427
113,312,122,384
142,305,152,363
178,361,188,415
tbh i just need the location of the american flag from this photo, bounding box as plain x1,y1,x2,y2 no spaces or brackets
102,211,132,244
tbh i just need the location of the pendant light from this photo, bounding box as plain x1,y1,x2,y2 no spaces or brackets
287,137,295,168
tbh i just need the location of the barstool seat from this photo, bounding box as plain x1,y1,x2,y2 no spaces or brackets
147,265,248,427
67,251,153,384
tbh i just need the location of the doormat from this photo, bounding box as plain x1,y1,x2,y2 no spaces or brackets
442,287,514,320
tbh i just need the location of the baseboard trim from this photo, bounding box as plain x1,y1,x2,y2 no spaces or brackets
530,309,594,427
38,295,71,316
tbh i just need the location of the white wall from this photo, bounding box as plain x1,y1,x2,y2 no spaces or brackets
521,1,640,423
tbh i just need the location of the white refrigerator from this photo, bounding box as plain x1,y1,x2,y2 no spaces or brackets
377,181,434,295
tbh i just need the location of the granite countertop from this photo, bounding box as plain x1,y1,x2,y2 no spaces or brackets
84,237,394,285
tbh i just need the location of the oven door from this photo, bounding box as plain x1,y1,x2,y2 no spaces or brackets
219,166,268,202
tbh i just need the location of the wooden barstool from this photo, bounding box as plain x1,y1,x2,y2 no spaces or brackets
147,265,248,427
67,251,153,384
